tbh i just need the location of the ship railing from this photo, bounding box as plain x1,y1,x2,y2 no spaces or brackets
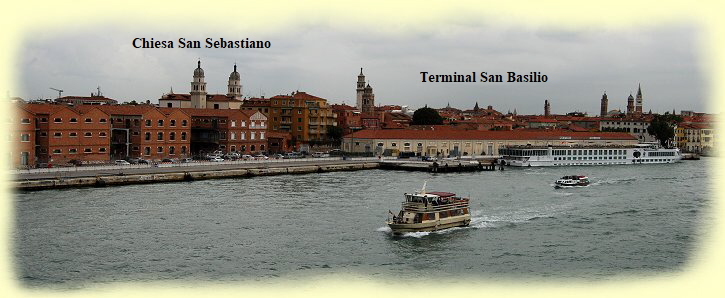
401,201,469,212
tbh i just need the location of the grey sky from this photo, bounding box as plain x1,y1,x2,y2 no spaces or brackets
17,23,707,115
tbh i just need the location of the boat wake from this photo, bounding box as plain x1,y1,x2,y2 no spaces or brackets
593,177,638,185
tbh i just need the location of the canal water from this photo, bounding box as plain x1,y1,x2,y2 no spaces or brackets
13,159,712,288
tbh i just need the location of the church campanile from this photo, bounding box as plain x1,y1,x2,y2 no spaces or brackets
190,60,207,108
600,91,608,116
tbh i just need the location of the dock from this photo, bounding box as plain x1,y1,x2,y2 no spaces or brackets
379,160,499,172
13,157,503,191
14,162,380,191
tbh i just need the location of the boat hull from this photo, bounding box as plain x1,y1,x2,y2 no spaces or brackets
387,215,471,234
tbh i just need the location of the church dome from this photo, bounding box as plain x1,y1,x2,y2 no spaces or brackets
229,64,240,80
194,60,204,77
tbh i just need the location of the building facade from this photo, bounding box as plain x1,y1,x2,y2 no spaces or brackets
159,61,243,109
267,91,336,147
343,129,638,157
599,117,656,143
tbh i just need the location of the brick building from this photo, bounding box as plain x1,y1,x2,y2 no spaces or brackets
181,108,268,156
22,103,112,166
11,105,37,167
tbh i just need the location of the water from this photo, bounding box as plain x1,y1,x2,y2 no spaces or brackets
13,160,712,288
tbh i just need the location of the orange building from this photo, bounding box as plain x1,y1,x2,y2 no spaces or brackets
268,91,337,147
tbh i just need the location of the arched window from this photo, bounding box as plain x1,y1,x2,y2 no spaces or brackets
181,132,187,140
169,132,176,140
157,132,163,140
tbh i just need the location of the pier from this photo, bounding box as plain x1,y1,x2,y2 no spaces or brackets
14,161,380,191
13,157,505,191
379,159,499,173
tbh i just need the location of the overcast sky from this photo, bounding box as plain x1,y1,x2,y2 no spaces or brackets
17,23,707,115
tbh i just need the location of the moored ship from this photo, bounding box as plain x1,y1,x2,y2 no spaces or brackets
387,183,471,234
499,143,681,167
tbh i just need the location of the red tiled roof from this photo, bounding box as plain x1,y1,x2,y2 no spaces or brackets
157,107,191,117
79,105,156,116
680,123,711,129
528,117,558,123
270,91,326,101
332,104,356,111
345,129,637,141
178,108,249,118
22,103,69,115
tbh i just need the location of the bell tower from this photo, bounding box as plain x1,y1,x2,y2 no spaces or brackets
191,60,207,108
600,91,608,116
356,68,365,111
635,83,643,114
227,63,242,100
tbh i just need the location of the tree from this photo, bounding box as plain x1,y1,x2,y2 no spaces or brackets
412,106,443,125
326,125,343,145
647,113,682,147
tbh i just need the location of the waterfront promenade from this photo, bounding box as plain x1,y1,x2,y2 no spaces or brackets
13,157,389,180
12,157,389,190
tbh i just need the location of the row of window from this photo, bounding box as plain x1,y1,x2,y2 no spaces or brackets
136,119,187,127
377,142,481,148
552,149,626,156
51,147,107,154
139,146,187,155
145,132,187,141
601,121,647,126
39,131,108,138
554,156,626,161
36,117,108,124
647,151,676,157
229,131,265,140
554,162,629,166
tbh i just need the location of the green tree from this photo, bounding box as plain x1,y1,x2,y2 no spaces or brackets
326,125,343,145
647,113,683,147
412,106,443,125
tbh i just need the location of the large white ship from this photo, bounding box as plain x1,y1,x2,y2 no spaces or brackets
499,143,681,167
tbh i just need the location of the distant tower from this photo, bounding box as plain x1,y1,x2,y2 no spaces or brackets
626,92,635,115
600,91,608,116
544,99,551,117
474,102,480,112
191,60,207,108
635,83,643,114
361,82,375,114
356,68,366,111
227,63,242,100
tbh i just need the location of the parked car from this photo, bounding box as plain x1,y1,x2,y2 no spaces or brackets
224,152,240,160
115,160,131,165
180,158,193,163
272,154,284,159
210,157,224,162
254,154,268,160
241,154,253,160
311,152,329,158
284,152,302,159
161,158,175,163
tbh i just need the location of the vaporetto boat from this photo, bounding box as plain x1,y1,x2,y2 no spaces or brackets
499,143,681,167
387,182,471,234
